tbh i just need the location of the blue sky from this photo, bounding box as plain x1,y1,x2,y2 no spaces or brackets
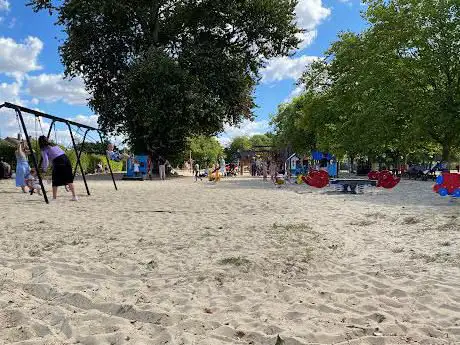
0,0,367,145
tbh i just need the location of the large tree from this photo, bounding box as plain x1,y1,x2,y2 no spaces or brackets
29,0,302,157
188,136,223,167
365,0,460,161
273,0,459,167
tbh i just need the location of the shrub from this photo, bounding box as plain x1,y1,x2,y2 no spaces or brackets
0,142,16,168
66,150,124,174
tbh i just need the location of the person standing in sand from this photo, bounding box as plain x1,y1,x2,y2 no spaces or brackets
158,155,166,180
269,160,276,183
39,136,78,201
194,162,202,181
15,141,30,193
262,160,268,181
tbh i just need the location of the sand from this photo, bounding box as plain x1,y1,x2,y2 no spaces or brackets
0,175,459,345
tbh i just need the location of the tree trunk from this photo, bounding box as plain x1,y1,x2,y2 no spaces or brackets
442,144,450,163
349,155,355,174
152,2,161,46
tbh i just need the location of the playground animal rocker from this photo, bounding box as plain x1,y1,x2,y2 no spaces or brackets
433,172,460,197
368,170,401,189
301,170,329,188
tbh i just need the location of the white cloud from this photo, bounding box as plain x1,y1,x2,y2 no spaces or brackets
71,114,99,129
261,55,318,84
296,30,318,50
295,0,330,47
284,84,305,103
0,100,101,148
296,0,331,30
0,36,43,76
0,81,20,103
0,0,10,12
0,106,50,141
218,119,271,147
26,74,90,106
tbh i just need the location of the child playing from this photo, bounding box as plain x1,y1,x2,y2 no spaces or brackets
107,143,129,161
133,160,140,177
25,168,42,195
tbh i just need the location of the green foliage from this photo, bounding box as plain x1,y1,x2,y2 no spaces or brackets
249,134,273,148
273,0,460,165
364,0,460,161
0,142,16,167
29,0,301,159
224,134,275,160
270,93,320,155
75,139,111,155
188,136,223,167
66,150,123,174
225,136,252,160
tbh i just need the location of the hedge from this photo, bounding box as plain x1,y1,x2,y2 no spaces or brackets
0,144,124,174
66,150,124,174
0,142,16,168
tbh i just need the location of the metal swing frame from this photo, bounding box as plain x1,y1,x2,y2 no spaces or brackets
0,102,118,204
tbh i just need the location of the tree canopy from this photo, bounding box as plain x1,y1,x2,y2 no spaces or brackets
272,0,460,165
29,0,302,158
188,136,223,167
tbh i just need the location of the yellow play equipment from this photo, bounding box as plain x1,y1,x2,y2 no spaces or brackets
209,168,221,182
296,175,304,184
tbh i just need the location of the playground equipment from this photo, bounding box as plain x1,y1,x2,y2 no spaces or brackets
0,102,118,204
433,172,460,197
301,169,400,194
123,155,149,181
209,167,221,182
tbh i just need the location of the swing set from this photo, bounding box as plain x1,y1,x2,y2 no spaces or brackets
0,102,118,204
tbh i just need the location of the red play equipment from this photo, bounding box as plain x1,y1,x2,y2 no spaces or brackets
301,169,400,193
433,172,460,197
301,169,329,188
368,170,401,189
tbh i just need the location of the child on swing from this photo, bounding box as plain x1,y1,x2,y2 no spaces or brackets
107,143,129,161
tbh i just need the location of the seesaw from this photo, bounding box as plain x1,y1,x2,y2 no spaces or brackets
301,170,400,194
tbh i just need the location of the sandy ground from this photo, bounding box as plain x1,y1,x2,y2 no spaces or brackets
0,175,459,345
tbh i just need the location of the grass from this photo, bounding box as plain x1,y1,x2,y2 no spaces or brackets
218,257,251,267
402,216,421,225
145,260,157,270
272,223,313,232
349,219,375,227
392,247,405,253
410,252,457,264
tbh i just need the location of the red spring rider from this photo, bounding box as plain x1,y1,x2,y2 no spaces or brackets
301,169,330,188
368,170,401,189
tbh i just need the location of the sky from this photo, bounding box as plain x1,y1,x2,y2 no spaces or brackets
0,0,367,147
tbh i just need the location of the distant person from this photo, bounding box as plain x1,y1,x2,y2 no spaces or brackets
158,155,166,180
220,157,226,177
0,157,11,179
15,141,30,193
262,160,268,181
194,162,202,181
96,162,103,174
133,160,140,177
39,135,78,201
269,161,277,183
319,153,329,171
251,160,256,177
